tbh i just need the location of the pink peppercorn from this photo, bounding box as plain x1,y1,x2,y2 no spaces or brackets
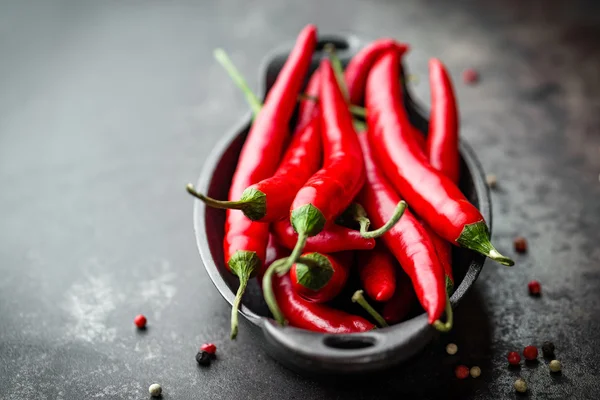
508,351,521,365
134,314,147,329
201,343,217,355
462,68,479,84
455,365,470,379
528,280,541,296
523,346,538,361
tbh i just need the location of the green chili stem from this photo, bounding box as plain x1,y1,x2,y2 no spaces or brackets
275,231,308,277
357,201,407,239
262,259,287,326
186,183,246,210
213,48,262,120
230,276,248,339
432,291,453,333
352,290,388,328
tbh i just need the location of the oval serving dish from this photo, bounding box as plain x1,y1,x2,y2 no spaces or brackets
191,33,491,375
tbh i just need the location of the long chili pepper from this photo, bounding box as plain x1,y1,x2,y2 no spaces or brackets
188,27,318,223
269,261,375,333
424,223,454,293
272,220,376,253
366,50,513,267
424,58,460,291
290,252,351,303
357,132,449,328
357,244,397,302
262,60,366,325
344,39,409,106
207,25,317,340
382,267,416,324
259,235,291,279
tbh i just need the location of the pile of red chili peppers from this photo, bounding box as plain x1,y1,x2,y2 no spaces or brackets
187,25,514,339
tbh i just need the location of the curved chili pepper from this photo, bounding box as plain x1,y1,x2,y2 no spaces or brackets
427,58,460,184
357,243,396,302
424,58,460,291
211,25,318,339
272,270,374,333
357,132,445,324
290,251,351,303
424,223,454,293
272,220,376,253
366,50,513,266
344,39,409,106
188,26,318,223
382,267,415,324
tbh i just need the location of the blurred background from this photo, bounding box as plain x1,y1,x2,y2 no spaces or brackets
1,0,599,399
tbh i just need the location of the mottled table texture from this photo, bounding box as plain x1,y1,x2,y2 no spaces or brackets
1,0,599,399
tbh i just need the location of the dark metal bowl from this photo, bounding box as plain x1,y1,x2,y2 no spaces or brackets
191,33,491,374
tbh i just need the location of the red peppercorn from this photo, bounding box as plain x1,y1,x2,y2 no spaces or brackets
514,237,527,253
523,346,538,361
462,68,479,84
528,280,541,296
455,365,470,379
507,351,521,365
201,343,217,355
134,314,147,329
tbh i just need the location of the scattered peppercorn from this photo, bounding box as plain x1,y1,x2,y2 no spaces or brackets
486,174,497,189
508,351,521,365
528,280,541,296
462,68,479,84
446,343,458,355
470,366,481,378
549,359,562,373
542,341,555,357
134,314,147,329
149,383,162,397
201,343,217,356
455,365,470,379
196,351,211,366
514,378,527,393
514,237,527,253
523,345,538,361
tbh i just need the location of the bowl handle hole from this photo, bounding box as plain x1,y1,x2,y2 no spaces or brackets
323,335,376,350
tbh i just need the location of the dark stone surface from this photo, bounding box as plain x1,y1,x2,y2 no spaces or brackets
1,0,599,399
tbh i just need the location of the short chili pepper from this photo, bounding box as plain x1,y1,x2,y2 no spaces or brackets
357,244,397,302
344,38,410,106
382,267,416,324
271,265,375,333
290,252,351,303
188,27,319,222
211,25,317,339
271,220,376,253
357,132,448,327
366,50,514,266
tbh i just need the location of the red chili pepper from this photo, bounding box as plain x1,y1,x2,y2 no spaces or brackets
357,133,446,325
365,50,513,266
427,58,460,184
344,39,409,106
188,27,319,223
357,244,396,302
259,235,291,279
382,268,416,324
273,272,374,333
425,224,454,293
271,220,375,253
216,25,317,339
290,252,351,303
296,69,322,130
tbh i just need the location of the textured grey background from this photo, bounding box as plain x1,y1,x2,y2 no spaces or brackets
1,0,600,399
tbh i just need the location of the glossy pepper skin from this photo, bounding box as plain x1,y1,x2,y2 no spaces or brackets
344,39,409,106
425,59,460,289
273,273,374,333
290,59,365,237
357,243,396,302
225,25,317,339
272,220,375,253
383,268,416,324
357,133,446,323
290,252,351,303
365,50,513,266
